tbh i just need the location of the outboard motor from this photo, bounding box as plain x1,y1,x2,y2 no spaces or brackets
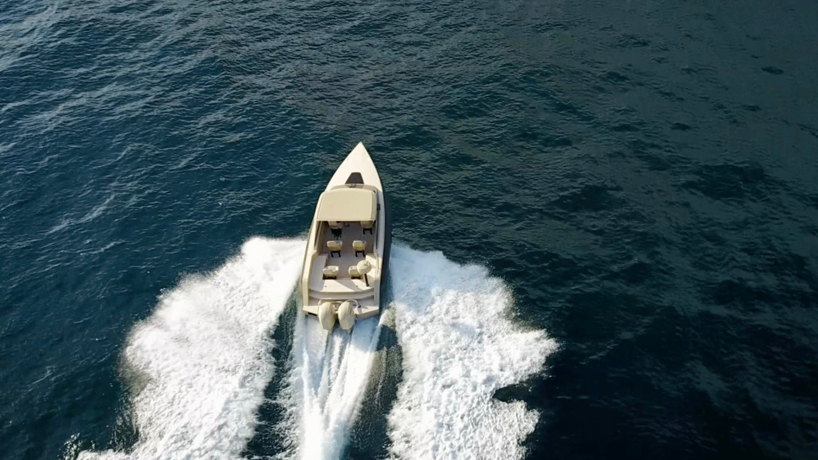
337,300,355,331
318,301,337,330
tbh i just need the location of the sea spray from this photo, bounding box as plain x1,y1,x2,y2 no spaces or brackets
281,311,386,459
77,237,304,460
74,240,554,460
387,244,558,459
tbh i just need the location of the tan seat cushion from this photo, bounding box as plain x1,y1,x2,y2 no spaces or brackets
323,265,339,279
327,240,343,252
352,240,366,252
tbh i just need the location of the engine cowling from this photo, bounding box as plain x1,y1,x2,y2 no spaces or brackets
337,300,355,331
318,301,336,330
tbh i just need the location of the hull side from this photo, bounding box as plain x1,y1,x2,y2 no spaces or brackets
379,190,392,308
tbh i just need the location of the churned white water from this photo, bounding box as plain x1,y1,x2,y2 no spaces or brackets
76,240,553,460
281,310,386,459
78,237,304,460
387,244,558,460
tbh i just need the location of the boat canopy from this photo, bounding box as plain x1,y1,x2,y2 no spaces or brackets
315,187,376,222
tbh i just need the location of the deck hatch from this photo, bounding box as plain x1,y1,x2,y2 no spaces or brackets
345,172,364,184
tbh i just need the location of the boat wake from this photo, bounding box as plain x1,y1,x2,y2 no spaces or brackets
387,245,558,459
72,240,555,460
76,237,304,460
279,243,557,460
280,309,386,459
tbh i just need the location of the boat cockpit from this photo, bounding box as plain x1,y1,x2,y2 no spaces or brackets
307,185,382,298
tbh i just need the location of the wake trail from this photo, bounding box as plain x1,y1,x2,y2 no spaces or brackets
387,244,558,460
281,307,385,459
76,237,304,460
73,239,554,460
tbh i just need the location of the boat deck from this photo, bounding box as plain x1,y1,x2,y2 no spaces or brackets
308,222,381,299
309,252,381,296
319,222,377,279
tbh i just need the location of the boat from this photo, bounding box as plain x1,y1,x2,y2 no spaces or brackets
299,142,391,331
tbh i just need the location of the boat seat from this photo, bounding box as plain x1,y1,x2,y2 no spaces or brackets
328,221,342,239
323,265,339,279
348,265,361,279
362,220,374,235
327,240,342,257
353,240,366,257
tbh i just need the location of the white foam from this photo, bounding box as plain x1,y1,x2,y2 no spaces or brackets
77,237,304,460
281,309,386,459
387,245,558,460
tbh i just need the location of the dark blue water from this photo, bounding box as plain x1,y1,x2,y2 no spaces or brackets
2,0,817,459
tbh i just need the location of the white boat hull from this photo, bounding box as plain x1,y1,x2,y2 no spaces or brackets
299,143,390,330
